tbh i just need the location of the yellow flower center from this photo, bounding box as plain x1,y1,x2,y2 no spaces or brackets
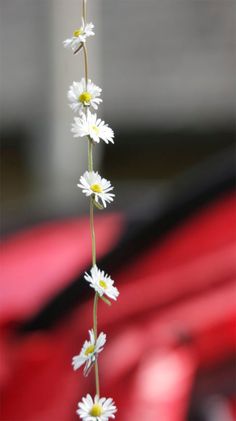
73,28,83,37
79,91,92,104
90,404,103,417
90,183,102,193
91,125,100,135
85,344,95,356
99,280,107,289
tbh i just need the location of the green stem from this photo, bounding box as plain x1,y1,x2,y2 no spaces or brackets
89,197,96,267
95,361,100,397
82,0,87,23
82,0,88,87
88,146,99,397
93,293,99,396
82,0,100,398
88,138,93,171
82,44,89,86
93,293,98,339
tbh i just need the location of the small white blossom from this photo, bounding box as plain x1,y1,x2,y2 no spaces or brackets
68,79,102,114
71,110,114,144
63,19,94,52
77,171,115,208
84,266,119,301
77,394,117,420
72,329,106,376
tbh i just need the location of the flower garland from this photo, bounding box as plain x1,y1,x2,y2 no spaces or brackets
64,1,118,419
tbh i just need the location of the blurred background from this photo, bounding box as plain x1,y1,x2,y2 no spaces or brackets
1,0,236,420
1,0,235,232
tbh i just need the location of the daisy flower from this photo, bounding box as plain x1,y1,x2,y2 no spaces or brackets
72,329,106,376
71,110,114,144
68,79,102,114
84,266,119,301
77,171,115,208
63,18,94,52
77,394,117,420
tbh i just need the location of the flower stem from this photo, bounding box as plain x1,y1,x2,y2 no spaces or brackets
82,0,87,23
93,293,100,396
82,0,100,398
93,292,98,338
82,44,89,86
89,137,100,399
95,360,100,397
88,138,93,171
89,196,96,267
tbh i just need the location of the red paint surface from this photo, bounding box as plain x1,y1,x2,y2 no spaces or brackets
0,194,236,420
0,213,124,325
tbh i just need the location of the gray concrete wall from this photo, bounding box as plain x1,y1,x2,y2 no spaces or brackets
101,0,236,129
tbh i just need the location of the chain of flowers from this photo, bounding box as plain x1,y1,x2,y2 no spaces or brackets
63,0,118,419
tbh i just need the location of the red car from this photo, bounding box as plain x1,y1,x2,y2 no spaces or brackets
1,150,235,421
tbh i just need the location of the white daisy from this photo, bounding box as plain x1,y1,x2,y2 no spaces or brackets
77,171,115,208
71,110,114,144
63,19,94,52
77,394,117,420
84,266,119,301
72,329,106,376
68,79,102,114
